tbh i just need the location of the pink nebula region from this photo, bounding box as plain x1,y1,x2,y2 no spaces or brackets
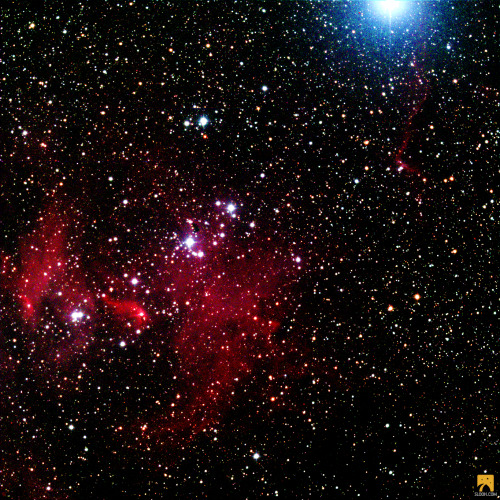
0,188,307,456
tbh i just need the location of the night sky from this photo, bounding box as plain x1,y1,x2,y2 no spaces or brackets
0,1,498,498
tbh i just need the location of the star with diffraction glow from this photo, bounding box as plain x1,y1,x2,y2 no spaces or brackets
185,237,195,248
376,0,406,16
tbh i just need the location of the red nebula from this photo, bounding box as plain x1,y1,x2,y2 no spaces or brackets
132,229,305,451
393,53,429,176
0,188,309,461
13,210,68,324
101,296,149,324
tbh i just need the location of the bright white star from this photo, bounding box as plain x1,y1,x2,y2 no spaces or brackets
71,310,85,322
377,0,405,15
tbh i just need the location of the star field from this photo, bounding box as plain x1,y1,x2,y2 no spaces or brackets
0,1,497,498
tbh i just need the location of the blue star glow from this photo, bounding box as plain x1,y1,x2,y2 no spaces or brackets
376,0,406,16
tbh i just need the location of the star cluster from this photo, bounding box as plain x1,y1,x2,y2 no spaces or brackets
0,1,497,498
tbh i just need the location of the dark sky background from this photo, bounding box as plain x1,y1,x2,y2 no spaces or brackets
0,1,497,498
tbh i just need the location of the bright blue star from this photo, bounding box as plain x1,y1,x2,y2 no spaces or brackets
376,0,406,16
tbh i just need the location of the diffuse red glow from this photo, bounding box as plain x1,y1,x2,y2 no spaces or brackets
1,192,306,454
393,54,430,175
101,296,149,324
